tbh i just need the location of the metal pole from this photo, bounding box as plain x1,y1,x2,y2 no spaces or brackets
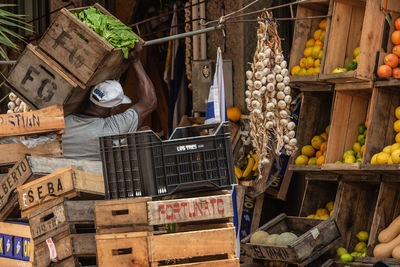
142,24,225,46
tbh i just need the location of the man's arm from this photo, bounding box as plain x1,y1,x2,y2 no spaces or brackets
130,45,157,125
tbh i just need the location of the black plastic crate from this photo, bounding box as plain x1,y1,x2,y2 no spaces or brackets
99,123,235,198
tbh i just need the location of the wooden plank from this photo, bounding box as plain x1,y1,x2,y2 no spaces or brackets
95,198,150,229
0,137,63,166
0,258,33,267
0,222,33,263
0,158,33,212
26,156,102,175
167,259,239,267
149,227,236,263
334,81,373,91
17,166,104,217
7,44,86,111
384,0,400,12
250,194,264,234
0,222,31,237
28,198,94,240
147,194,233,225
0,105,64,137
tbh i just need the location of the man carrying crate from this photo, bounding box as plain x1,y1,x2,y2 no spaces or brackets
62,43,157,160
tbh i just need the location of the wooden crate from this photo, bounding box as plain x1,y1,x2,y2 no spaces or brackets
324,88,372,165
321,259,372,267
299,175,339,217
241,213,341,266
96,224,238,267
34,227,95,267
334,179,380,251
0,222,33,263
288,0,333,89
38,3,133,86
17,166,105,218
289,91,333,172
28,198,95,240
95,193,234,234
320,0,385,83
6,44,87,114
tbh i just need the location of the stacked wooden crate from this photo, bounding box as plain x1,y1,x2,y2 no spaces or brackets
6,3,133,115
94,193,240,267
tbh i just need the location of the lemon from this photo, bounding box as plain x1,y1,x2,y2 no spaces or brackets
371,154,378,164
396,132,400,144
306,56,314,68
340,253,353,263
312,46,321,59
353,47,360,58
330,210,333,216
295,155,309,165
343,150,356,159
307,214,315,218
318,50,323,59
306,68,314,75
383,145,392,154
353,142,361,153
325,125,330,134
360,145,365,156
314,59,321,68
306,38,315,47
298,68,307,76
335,161,342,164
356,231,369,242
314,29,322,41
354,242,367,252
326,201,334,212
291,65,301,76
389,156,394,164
355,55,359,63
396,106,400,120
308,157,318,165
300,58,307,68
319,31,326,42
394,120,400,132
313,67,320,75
392,149,400,164
356,152,362,159
337,247,348,256
312,135,324,150
376,152,390,164
391,143,400,154
344,155,356,163
304,47,313,57
320,214,329,220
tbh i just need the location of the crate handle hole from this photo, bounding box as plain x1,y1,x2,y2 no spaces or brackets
112,248,132,255
41,212,54,222
112,209,129,216
39,65,55,79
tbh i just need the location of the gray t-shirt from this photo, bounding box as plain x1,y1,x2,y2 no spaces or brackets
62,108,139,160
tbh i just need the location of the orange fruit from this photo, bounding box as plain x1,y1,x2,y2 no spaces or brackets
306,39,315,48
392,31,400,45
320,142,328,153
227,107,241,122
316,150,323,158
377,65,392,78
394,68,400,79
314,29,322,41
396,17,400,30
320,132,328,141
384,54,399,68
319,19,327,30
300,58,307,68
393,45,400,57
311,135,324,150
302,145,315,157
316,155,325,166
315,40,324,49
316,208,329,216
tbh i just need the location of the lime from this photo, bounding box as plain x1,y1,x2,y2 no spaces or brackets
336,247,348,256
343,150,356,159
340,253,353,263
358,123,366,134
335,161,343,164
347,60,358,71
356,231,369,242
358,135,365,146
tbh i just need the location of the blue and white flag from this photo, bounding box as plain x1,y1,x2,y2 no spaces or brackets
205,47,227,124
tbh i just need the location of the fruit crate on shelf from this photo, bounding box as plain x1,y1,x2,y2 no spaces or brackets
299,175,339,218
334,178,380,252
99,123,235,199
323,88,372,172
320,0,386,83
241,213,341,266
289,91,333,172
288,0,333,89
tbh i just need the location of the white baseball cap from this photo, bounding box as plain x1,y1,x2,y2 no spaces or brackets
89,80,131,108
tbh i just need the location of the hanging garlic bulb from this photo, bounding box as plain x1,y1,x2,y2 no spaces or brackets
246,71,253,79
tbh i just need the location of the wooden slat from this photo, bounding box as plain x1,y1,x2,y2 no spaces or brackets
17,167,104,217
0,137,63,166
149,227,236,262
0,105,64,137
27,156,102,175
0,222,31,237
167,259,239,267
147,194,233,225
0,258,33,267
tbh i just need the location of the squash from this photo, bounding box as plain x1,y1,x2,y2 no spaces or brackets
374,233,400,258
392,244,400,259
378,216,400,243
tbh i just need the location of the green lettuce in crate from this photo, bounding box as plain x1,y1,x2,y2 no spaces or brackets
72,7,138,58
